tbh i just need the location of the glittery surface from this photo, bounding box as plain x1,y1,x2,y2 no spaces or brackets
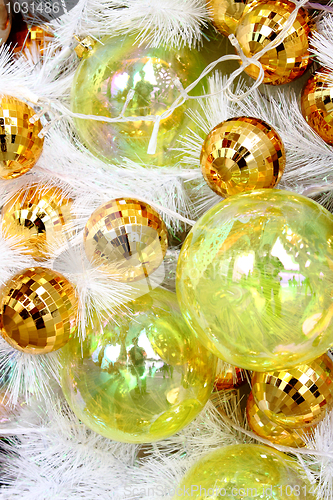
301,70,333,145
0,96,44,179
2,186,74,260
236,0,312,85
61,289,216,443
206,0,248,36
246,392,311,448
200,117,285,198
71,34,213,166
84,198,168,282
173,444,315,499
0,267,78,354
214,365,247,391
176,189,333,372
252,353,333,428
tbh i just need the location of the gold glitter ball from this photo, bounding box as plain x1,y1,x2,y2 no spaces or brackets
235,0,312,85
0,267,78,355
246,392,313,448
84,198,168,282
206,0,248,37
2,186,74,260
200,117,285,198
251,353,333,429
301,70,333,146
0,96,44,179
214,362,247,391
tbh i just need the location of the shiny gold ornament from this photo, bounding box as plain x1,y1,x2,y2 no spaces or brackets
214,360,247,391
60,288,216,443
246,392,312,448
2,186,74,260
0,1,11,46
252,353,333,428
200,117,285,198
235,0,312,85
301,70,333,145
206,0,248,37
71,34,218,166
84,198,168,282
0,96,44,179
0,267,78,355
173,443,315,499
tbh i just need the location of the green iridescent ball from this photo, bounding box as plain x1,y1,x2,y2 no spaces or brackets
60,288,216,443
71,34,213,166
173,444,315,499
176,189,333,371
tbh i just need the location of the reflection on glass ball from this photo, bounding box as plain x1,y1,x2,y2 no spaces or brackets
176,189,333,372
173,443,315,499
61,289,216,443
71,34,212,166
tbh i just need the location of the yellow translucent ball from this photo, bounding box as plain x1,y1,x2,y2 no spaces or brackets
173,444,315,499
176,189,333,372
60,288,216,443
71,34,214,167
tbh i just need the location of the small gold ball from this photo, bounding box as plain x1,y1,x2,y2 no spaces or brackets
246,393,312,448
0,267,78,355
200,117,285,198
251,353,333,428
2,186,74,260
0,96,44,179
236,0,312,85
214,363,247,391
84,198,168,282
206,0,248,37
301,70,333,145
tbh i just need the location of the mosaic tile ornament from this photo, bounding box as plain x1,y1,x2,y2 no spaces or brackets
176,189,333,372
246,392,312,448
0,267,78,354
13,26,54,55
214,365,247,391
174,444,315,499
2,186,74,260
301,70,333,145
252,353,333,428
200,117,285,198
61,288,216,443
206,0,248,37
0,96,44,179
235,0,312,85
84,198,168,282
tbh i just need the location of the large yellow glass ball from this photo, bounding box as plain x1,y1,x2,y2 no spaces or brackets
200,117,285,198
2,186,74,260
252,353,333,428
173,443,315,499
0,96,44,179
0,267,78,355
71,34,213,166
176,189,333,372
60,288,216,443
235,0,312,85
301,70,333,145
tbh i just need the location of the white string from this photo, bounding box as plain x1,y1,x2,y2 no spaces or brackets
31,0,310,154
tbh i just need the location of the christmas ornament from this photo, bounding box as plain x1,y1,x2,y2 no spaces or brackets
0,267,78,355
176,189,333,372
206,0,248,37
252,353,333,428
0,96,44,179
246,392,312,448
61,288,216,443
84,198,168,282
200,117,285,198
301,70,333,145
173,443,315,499
2,186,74,260
0,1,11,45
13,25,54,55
235,0,312,85
71,34,214,166
214,361,247,391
